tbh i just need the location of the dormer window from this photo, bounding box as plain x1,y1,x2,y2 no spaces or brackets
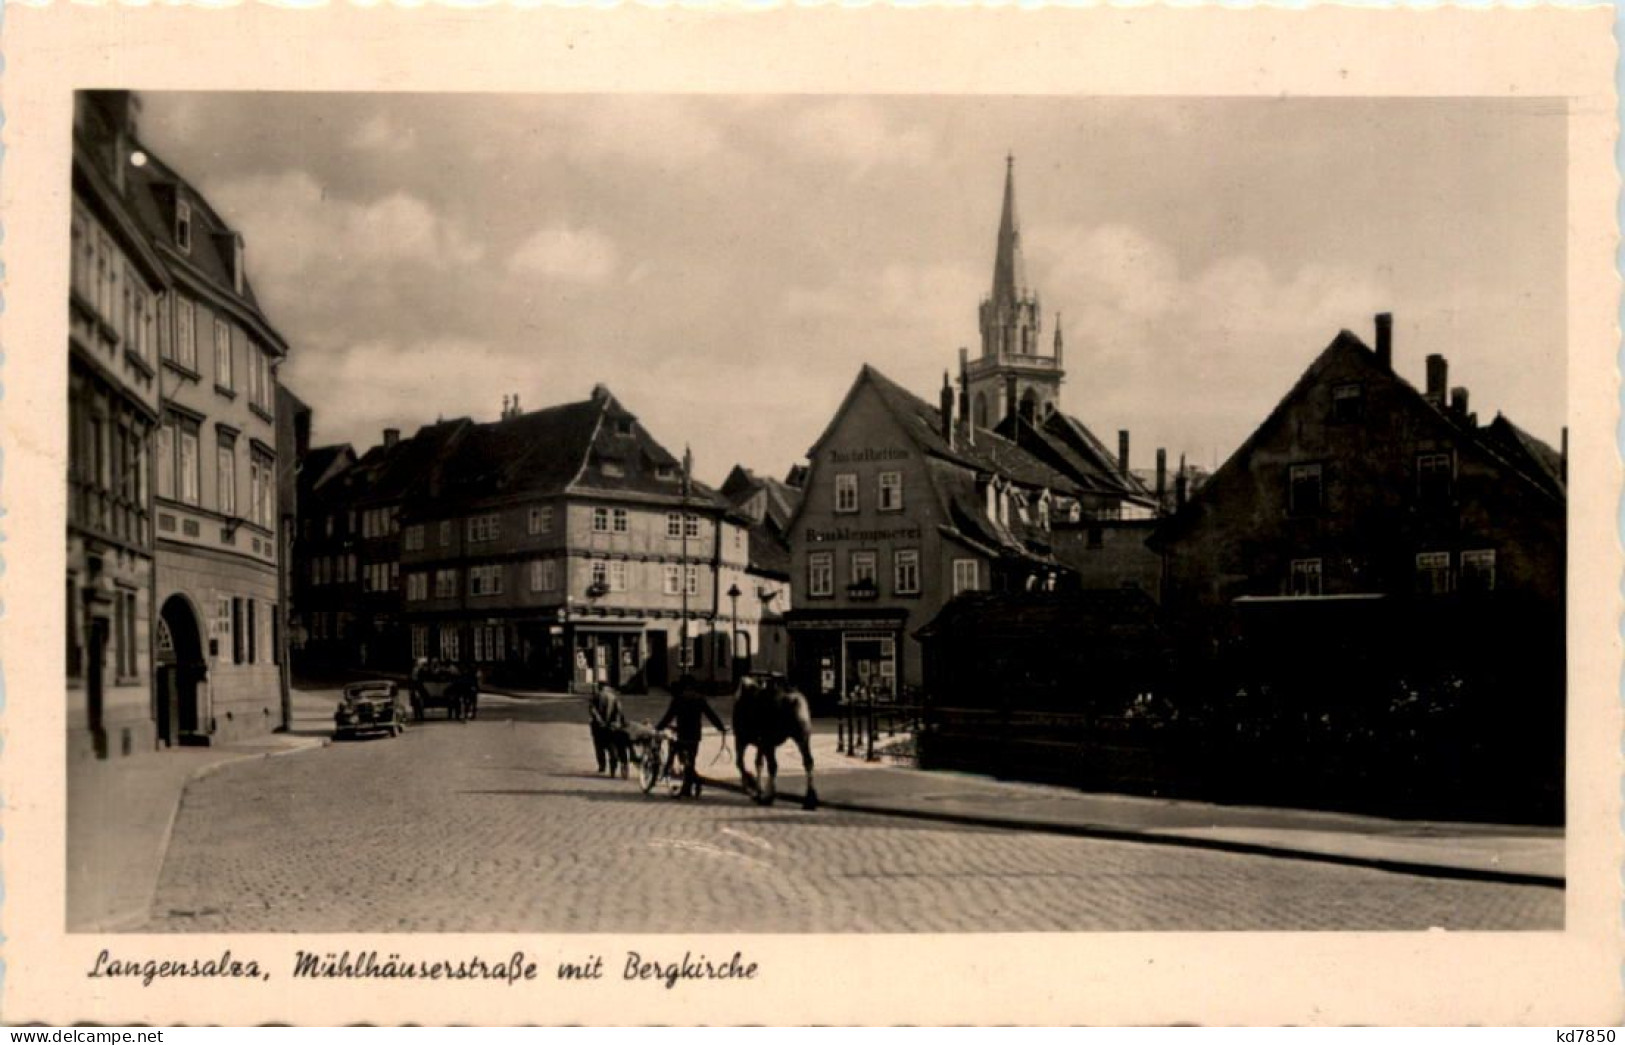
601,458,625,478
175,199,192,255
614,418,633,437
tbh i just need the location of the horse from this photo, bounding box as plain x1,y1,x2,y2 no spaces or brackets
731,676,819,810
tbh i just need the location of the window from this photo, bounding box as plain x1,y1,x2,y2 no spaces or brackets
685,565,700,596
666,512,699,539
404,524,425,551
214,596,232,650
411,626,429,661
808,552,834,598
174,299,197,370
470,564,504,597
232,597,245,664
835,473,858,513
1289,558,1323,597
114,588,137,679
346,554,357,583
663,564,682,595
613,508,628,533
1417,452,1453,504
407,573,428,601
590,559,609,590
128,281,153,364
592,507,610,533
601,460,625,478
531,559,558,592
878,472,903,512
177,422,201,506
1288,463,1323,516
439,627,459,662
71,209,92,305
849,551,878,589
1332,383,1364,423
952,559,980,595
1461,549,1497,593
94,232,115,319
439,520,452,547
468,514,501,542
1416,552,1454,596
216,437,236,516
894,550,920,594
528,506,552,535
214,317,234,391
434,569,458,598
175,199,192,254
610,560,629,592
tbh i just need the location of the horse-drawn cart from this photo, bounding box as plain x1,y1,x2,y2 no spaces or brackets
410,663,480,722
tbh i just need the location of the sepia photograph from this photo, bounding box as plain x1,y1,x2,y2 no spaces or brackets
66,90,1567,935
6,2,1618,1027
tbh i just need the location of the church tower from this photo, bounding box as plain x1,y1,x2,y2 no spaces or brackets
965,155,1066,430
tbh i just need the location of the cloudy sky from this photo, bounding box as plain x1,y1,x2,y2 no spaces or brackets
134,94,1567,484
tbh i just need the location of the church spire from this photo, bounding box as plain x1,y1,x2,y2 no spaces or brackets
990,152,1028,304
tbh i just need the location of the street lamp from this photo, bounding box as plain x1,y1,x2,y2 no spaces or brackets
727,583,742,680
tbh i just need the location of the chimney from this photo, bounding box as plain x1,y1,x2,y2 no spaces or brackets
1175,453,1188,510
1450,386,1469,418
1425,354,1448,405
1374,312,1393,370
1155,448,1167,507
1005,375,1018,428
1117,430,1130,477
958,348,974,447
383,427,400,449
939,372,956,449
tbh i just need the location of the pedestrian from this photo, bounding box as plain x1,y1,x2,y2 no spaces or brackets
589,681,629,777
655,675,727,799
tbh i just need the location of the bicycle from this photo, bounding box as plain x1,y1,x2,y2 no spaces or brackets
637,728,685,796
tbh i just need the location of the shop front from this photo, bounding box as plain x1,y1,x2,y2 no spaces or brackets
784,607,909,715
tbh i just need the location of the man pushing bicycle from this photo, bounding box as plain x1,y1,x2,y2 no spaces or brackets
655,675,728,799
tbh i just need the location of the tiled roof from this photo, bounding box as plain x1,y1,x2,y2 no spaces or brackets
860,365,1081,494
915,587,1165,644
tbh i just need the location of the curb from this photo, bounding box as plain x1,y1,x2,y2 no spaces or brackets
696,773,1565,891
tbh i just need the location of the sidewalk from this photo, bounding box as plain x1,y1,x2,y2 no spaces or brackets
66,702,331,932
693,729,1566,887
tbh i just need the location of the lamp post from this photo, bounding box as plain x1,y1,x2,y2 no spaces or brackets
727,583,741,681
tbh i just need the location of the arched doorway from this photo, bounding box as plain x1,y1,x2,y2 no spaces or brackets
156,595,207,747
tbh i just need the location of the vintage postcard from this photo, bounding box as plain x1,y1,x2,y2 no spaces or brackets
1,2,1618,1026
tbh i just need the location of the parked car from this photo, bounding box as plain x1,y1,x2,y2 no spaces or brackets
411,663,480,721
333,680,408,739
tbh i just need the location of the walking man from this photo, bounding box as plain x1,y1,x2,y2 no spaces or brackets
655,675,727,798
589,681,628,777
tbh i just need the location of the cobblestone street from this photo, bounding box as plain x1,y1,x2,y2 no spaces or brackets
143,693,1562,933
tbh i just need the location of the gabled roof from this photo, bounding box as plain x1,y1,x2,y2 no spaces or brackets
1483,414,1566,497
419,388,727,512
721,465,803,534
855,365,1081,493
998,411,1157,503
355,418,473,506
792,365,1075,568
301,444,356,495
1151,328,1566,548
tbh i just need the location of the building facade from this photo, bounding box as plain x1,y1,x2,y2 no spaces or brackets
121,103,293,746
785,365,1081,707
67,92,170,761
393,386,755,692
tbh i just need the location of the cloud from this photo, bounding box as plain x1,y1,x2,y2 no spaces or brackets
779,99,937,177
506,225,619,283
348,114,416,155
208,170,486,287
